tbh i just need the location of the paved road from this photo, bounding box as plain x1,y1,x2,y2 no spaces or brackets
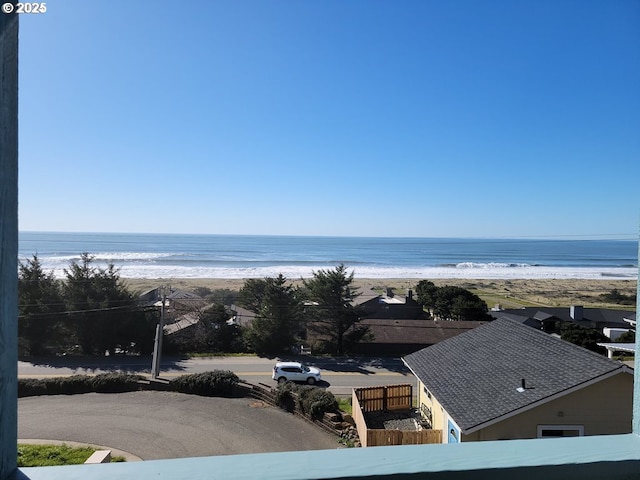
19,391,340,460
19,355,414,395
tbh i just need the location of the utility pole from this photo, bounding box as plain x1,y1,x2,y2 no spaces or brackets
151,290,167,379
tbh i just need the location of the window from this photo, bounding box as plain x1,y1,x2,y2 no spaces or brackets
537,425,584,438
423,386,431,400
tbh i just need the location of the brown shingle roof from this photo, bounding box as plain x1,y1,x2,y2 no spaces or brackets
362,319,485,345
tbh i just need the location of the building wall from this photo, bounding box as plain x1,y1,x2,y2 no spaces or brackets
418,372,632,444
417,381,449,442
462,372,633,441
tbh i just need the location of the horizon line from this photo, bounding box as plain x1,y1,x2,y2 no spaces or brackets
18,230,637,241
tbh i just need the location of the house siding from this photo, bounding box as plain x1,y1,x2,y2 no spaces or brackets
417,381,449,442
417,372,632,443
461,373,633,441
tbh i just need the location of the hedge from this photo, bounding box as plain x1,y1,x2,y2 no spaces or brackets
18,373,145,397
169,370,240,397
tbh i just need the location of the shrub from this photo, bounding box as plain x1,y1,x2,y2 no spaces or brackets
18,378,48,397
18,373,144,397
274,383,338,420
274,382,296,412
170,370,240,397
297,386,338,420
90,373,145,393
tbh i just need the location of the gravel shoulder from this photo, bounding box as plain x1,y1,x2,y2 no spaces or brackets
18,391,340,460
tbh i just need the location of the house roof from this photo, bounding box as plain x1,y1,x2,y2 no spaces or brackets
353,289,417,306
403,317,630,434
229,305,257,327
491,307,635,329
361,318,485,346
164,311,200,335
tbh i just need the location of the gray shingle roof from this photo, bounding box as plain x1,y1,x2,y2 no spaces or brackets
403,317,629,433
491,307,635,329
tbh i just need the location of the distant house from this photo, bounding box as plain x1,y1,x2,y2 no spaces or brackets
351,318,485,356
138,288,207,334
138,287,206,312
599,312,636,359
350,288,485,355
357,288,426,320
403,317,633,443
490,306,635,335
227,305,257,327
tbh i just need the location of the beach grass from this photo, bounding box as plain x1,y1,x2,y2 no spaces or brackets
123,277,637,309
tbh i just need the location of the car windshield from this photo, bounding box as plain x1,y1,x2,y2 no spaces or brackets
301,365,310,372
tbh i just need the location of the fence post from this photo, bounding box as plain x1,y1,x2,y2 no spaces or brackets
383,387,387,411
0,6,18,480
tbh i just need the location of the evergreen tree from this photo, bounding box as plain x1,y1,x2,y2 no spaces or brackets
561,324,608,354
243,274,303,355
415,280,438,310
416,281,490,321
237,278,269,312
62,253,137,355
18,255,65,355
303,264,369,354
199,304,243,352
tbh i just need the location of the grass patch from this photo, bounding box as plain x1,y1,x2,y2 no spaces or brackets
614,355,635,361
19,444,92,467
337,397,352,415
17,444,126,466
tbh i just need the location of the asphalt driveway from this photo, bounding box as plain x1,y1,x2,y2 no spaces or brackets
18,391,340,460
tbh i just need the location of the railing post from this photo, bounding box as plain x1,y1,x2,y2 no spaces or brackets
0,4,19,479
633,230,640,435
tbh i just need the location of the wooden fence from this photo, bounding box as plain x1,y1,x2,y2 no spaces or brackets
244,382,338,435
365,428,442,447
354,384,412,413
352,384,442,447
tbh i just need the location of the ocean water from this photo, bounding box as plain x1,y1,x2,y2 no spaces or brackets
18,232,638,280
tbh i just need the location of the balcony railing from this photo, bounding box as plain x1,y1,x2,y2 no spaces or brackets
16,434,640,480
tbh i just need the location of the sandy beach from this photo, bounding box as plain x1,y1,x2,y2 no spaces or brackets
123,277,638,310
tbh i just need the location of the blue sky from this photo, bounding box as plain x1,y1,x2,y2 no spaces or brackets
17,0,640,238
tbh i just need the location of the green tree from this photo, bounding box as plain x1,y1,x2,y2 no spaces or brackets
600,289,636,306
303,264,369,354
415,280,438,310
416,282,490,321
243,274,303,355
237,278,268,312
62,253,139,355
18,255,65,355
617,330,635,343
560,324,608,354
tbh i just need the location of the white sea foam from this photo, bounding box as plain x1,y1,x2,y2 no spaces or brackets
40,263,637,280
41,252,175,262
